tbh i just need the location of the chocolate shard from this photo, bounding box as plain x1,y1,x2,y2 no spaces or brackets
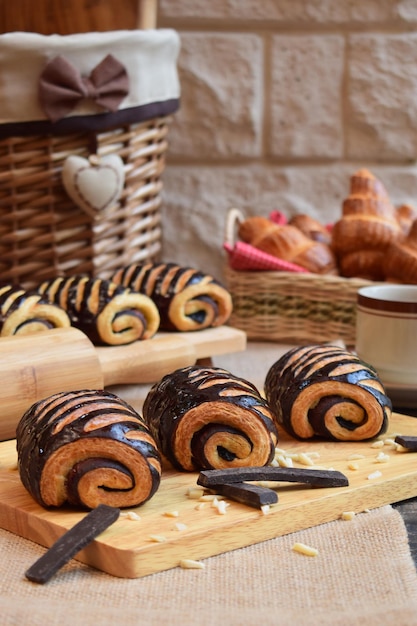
208,482,278,509
395,435,417,451
25,504,120,584
197,466,349,488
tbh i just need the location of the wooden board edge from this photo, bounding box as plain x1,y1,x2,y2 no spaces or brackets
7,471,416,580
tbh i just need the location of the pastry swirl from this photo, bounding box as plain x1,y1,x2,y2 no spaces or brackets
0,284,70,336
143,365,278,471
37,275,160,345
111,262,233,331
16,389,162,510
265,345,391,441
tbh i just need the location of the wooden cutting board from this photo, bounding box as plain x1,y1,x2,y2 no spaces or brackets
0,412,416,579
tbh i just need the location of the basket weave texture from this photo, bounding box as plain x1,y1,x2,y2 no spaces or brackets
224,209,376,346
0,116,171,290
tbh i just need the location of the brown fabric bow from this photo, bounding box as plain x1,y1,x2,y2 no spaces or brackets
39,54,129,123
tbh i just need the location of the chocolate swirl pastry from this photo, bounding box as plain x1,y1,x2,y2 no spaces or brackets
37,275,160,345
16,389,162,509
0,284,70,336
110,262,233,331
143,365,278,471
265,345,391,441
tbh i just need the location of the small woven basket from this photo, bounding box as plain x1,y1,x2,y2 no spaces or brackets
224,208,376,346
0,25,179,290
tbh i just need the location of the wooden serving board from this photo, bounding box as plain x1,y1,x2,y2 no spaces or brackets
0,412,416,579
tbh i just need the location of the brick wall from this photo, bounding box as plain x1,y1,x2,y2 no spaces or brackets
158,0,417,280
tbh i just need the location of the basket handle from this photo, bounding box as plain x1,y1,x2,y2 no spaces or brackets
225,208,245,249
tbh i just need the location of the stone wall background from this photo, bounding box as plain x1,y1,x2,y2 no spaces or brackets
157,0,417,280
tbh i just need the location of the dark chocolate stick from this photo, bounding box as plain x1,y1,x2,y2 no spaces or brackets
395,435,417,451
208,482,278,509
198,467,349,488
25,504,120,584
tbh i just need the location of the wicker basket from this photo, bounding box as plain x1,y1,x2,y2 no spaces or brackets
224,208,376,346
0,119,171,288
0,27,179,290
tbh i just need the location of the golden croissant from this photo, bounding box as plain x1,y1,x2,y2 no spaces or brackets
332,169,401,279
395,204,417,237
288,214,332,246
238,216,337,275
383,219,417,284
342,168,393,218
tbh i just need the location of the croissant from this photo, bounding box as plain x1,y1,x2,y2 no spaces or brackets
383,220,417,284
111,262,233,331
332,214,400,257
16,389,162,510
341,168,394,219
396,204,417,236
238,216,337,275
288,214,332,246
332,170,401,279
265,344,391,441
338,250,386,281
0,284,70,336
37,275,160,345
143,365,278,471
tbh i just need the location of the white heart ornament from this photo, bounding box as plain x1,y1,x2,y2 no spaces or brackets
62,154,125,218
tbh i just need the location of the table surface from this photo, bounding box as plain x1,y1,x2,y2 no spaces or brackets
0,339,416,624
386,401,417,565
393,497,417,566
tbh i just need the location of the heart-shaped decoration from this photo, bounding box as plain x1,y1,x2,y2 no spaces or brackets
62,154,125,218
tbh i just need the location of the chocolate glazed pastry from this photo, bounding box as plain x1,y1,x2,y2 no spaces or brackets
0,284,70,336
16,389,162,510
143,365,278,471
110,262,233,331
37,275,160,345
265,345,391,441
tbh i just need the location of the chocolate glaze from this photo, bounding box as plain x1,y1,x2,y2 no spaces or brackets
16,389,161,509
0,284,69,332
265,345,391,441
143,365,278,471
112,262,228,331
38,276,148,345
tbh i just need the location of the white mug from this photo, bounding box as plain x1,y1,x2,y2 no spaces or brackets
356,284,417,386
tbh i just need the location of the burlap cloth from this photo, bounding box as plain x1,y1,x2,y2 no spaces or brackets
1,343,417,625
